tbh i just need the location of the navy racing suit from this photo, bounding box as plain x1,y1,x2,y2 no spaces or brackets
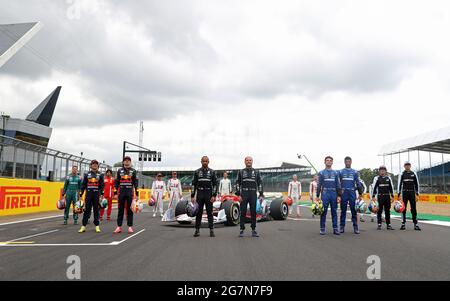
317,169,342,232
115,167,139,227
339,168,362,230
80,171,104,227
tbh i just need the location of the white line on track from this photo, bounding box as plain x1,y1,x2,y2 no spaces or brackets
5,229,60,243
0,215,63,226
0,205,120,226
0,228,146,247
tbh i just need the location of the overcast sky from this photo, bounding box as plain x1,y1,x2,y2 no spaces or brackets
1,0,450,173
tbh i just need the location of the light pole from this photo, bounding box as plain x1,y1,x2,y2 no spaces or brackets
297,154,319,175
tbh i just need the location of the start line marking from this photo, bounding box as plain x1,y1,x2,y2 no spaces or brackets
0,229,146,247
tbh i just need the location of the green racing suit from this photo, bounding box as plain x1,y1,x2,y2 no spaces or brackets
63,174,82,222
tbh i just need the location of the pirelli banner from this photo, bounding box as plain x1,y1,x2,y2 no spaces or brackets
0,178,64,217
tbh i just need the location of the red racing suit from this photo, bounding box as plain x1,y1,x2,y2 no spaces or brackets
100,176,115,219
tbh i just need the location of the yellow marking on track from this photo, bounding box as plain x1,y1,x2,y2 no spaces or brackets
0,241,35,245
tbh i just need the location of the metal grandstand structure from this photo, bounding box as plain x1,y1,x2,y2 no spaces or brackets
0,135,111,181
379,126,450,193
143,162,313,193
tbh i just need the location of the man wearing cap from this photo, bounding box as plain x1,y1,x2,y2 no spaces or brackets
371,166,395,230
152,173,167,218
114,156,139,234
79,160,104,233
167,171,183,209
191,156,218,237
398,162,421,231
316,156,341,235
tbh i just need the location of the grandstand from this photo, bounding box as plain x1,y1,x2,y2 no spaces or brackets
143,162,313,193
379,125,450,193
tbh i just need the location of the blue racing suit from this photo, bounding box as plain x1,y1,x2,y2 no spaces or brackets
316,169,341,231
339,168,361,230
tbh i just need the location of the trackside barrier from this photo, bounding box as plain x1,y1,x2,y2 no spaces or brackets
0,178,64,216
0,178,154,217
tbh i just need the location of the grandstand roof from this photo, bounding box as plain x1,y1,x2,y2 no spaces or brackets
379,125,450,156
0,22,42,68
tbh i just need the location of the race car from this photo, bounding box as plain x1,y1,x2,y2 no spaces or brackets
163,193,288,226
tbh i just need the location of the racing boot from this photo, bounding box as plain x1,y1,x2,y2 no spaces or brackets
333,229,340,236
78,226,86,233
252,230,259,238
95,226,101,233
113,227,122,234
387,224,394,230
400,223,406,230
128,227,134,234
414,224,421,231
194,229,200,237
210,229,215,238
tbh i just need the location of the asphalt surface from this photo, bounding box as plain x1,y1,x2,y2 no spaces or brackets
0,204,449,281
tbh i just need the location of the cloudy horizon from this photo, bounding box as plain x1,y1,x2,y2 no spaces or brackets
1,0,450,173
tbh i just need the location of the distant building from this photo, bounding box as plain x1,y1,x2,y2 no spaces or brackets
0,87,61,178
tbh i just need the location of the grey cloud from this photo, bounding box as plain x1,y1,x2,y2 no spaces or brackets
0,0,425,128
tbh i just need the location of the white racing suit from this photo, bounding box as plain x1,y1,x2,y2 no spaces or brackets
309,181,318,218
309,181,318,203
219,178,232,197
167,178,182,209
288,181,302,215
152,180,166,215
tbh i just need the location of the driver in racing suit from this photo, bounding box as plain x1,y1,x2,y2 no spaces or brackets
113,157,139,234
167,171,183,209
62,165,82,225
191,156,218,238
219,171,233,198
316,156,342,236
236,156,264,238
309,175,318,218
339,156,363,234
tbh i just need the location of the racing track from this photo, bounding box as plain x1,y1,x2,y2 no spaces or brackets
0,204,449,281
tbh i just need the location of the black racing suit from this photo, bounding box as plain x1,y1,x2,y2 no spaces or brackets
236,168,264,231
398,170,420,225
115,167,139,227
80,171,104,227
191,168,218,230
372,175,394,225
